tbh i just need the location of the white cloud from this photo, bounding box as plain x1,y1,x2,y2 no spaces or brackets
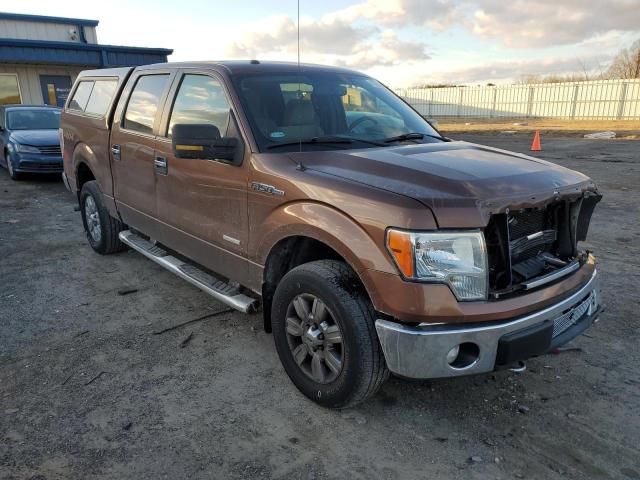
469,0,640,47
335,30,430,69
425,54,607,84
226,14,429,69
330,0,640,48
228,15,377,57
330,0,461,31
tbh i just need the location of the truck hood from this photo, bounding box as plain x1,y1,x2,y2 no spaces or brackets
290,141,596,228
10,129,59,147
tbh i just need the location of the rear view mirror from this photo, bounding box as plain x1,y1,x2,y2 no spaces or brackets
313,83,347,97
172,123,238,162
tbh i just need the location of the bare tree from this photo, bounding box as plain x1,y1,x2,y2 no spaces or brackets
607,39,640,79
518,72,594,84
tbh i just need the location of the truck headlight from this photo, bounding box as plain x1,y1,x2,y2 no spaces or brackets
386,229,488,301
15,143,40,154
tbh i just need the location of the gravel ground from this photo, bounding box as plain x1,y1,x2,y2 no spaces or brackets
1,135,639,480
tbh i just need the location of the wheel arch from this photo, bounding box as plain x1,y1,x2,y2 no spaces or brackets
71,142,106,195
262,234,377,333
75,161,96,198
256,201,398,332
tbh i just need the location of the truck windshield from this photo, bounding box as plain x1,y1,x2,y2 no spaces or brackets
232,72,442,152
7,109,60,130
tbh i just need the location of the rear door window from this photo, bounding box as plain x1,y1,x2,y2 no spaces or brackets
123,74,170,135
68,81,93,111
84,80,118,116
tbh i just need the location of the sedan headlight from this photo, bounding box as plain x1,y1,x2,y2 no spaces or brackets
386,229,488,301
15,143,40,154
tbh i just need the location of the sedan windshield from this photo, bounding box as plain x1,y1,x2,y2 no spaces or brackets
232,71,443,152
7,109,61,130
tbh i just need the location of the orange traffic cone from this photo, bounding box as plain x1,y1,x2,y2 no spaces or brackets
530,130,542,151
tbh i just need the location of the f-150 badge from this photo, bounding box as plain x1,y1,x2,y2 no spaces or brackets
251,182,285,196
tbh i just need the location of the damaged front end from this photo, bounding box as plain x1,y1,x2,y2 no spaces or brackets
375,187,603,381
484,190,602,299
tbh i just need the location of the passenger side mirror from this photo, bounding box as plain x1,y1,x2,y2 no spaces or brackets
172,124,238,163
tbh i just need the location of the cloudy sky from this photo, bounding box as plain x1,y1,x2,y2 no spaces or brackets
10,0,640,86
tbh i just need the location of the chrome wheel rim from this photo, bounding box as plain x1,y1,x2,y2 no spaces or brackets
285,293,344,384
84,195,102,243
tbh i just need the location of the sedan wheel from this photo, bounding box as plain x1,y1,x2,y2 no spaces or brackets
6,153,20,180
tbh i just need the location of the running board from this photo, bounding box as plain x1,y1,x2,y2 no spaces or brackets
119,230,258,313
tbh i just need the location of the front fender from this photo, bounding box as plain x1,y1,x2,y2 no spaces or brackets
254,201,406,312
257,201,397,272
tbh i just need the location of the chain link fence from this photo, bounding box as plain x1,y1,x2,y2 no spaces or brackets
396,79,640,120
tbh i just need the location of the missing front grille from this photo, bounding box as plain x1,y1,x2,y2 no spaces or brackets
486,200,586,298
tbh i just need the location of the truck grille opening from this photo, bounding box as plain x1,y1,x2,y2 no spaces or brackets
485,193,601,299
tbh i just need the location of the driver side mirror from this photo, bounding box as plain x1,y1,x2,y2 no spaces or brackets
172,123,240,164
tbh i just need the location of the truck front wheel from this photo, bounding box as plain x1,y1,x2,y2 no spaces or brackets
271,260,389,408
80,181,126,254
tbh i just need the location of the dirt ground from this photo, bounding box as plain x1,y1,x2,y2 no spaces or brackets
437,118,640,138
1,134,639,480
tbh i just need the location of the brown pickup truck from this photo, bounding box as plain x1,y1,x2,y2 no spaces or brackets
60,61,602,408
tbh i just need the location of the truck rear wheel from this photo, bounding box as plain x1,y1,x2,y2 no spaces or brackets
271,260,389,408
80,181,126,254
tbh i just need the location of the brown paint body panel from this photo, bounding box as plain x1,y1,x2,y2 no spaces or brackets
61,61,601,326
366,257,596,324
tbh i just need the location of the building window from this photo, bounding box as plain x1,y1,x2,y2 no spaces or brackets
0,74,22,105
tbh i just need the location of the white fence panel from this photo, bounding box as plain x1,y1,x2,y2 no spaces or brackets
396,79,640,120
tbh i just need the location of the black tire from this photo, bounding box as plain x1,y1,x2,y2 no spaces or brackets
79,180,126,254
271,260,389,408
6,152,21,181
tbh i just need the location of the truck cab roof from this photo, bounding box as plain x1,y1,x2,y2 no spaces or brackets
135,60,366,76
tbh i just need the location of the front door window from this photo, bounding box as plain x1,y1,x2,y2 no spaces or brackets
166,74,231,138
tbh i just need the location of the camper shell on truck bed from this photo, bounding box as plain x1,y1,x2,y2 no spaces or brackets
60,61,603,408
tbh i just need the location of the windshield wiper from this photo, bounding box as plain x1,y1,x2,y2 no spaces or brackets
266,136,353,150
382,132,447,143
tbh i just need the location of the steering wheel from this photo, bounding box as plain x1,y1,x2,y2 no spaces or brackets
347,115,380,133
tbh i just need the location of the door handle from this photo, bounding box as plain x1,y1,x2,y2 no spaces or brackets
154,155,168,175
111,144,121,160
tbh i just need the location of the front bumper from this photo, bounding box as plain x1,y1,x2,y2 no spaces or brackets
375,268,601,379
13,153,63,173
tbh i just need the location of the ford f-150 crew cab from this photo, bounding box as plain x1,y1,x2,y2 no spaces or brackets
60,61,602,408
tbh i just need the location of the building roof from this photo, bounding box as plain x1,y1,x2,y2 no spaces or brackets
0,38,173,68
0,12,99,27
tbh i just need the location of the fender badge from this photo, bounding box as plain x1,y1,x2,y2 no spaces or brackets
251,182,285,196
